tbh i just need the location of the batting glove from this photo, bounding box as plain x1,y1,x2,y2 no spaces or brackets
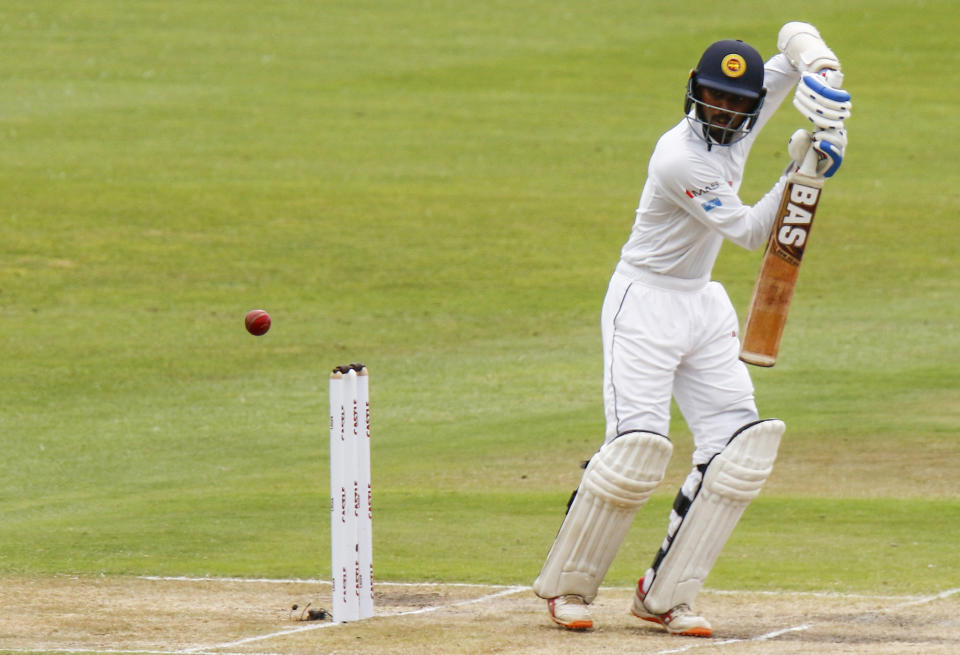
794,71,851,130
788,127,847,178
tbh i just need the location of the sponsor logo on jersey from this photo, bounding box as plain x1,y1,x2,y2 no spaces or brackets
685,181,721,198
722,54,746,78
701,197,722,212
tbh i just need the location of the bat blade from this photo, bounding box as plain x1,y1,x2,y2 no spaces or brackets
740,169,824,367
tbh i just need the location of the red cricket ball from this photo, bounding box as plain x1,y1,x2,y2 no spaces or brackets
245,309,271,336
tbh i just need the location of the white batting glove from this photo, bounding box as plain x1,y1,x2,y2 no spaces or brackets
787,128,814,164
778,22,841,73
794,71,851,130
788,128,847,178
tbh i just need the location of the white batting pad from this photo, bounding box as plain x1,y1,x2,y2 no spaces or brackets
642,419,785,614
533,432,673,603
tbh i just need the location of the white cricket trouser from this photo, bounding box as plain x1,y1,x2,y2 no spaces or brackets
601,261,758,465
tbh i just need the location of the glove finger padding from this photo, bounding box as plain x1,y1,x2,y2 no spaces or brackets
813,128,846,178
794,72,851,130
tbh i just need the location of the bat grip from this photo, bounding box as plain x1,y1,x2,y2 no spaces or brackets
798,144,819,178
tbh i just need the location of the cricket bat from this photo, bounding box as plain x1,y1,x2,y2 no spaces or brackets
740,148,824,367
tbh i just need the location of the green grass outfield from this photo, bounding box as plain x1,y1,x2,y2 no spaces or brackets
1,0,957,598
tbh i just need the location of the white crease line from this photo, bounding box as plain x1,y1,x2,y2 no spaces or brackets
0,650,189,655
652,586,960,654
138,575,328,584
137,576,938,601
1,650,286,655
137,575,521,590
183,622,338,652
188,585,527,652
393,585,527,616
706,588,926,601
889,586,959,608
658,625,815,654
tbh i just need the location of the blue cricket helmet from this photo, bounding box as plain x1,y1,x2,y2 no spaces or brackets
685,39,767,146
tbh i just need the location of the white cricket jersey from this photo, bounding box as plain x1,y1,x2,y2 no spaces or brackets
620,54,801,281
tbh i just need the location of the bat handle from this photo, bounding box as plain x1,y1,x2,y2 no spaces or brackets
798,142,819,178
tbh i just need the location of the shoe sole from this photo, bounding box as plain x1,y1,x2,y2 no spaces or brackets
550,616,594,630
673,626,712,638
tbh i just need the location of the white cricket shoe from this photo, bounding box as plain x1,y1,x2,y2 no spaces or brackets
547,595,594,630
630,578,712,638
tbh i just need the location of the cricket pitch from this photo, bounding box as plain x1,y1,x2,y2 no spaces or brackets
1,576,958,655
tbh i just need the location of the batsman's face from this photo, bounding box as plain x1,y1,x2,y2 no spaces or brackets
699,87,753,137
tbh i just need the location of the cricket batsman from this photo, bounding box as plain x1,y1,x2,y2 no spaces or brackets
533,22,851,636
